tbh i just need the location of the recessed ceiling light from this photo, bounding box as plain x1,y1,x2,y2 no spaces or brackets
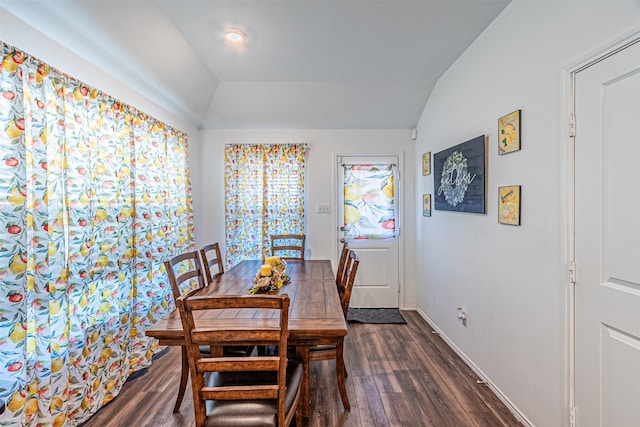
225,28,246,43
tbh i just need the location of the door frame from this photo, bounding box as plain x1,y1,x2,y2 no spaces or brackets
331,152,406,309
564,29,640,427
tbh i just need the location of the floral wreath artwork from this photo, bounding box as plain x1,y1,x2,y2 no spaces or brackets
439,151,473,207
433,135,486,214
249,256,290,293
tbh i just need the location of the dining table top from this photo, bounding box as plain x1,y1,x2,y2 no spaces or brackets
145,259,348,346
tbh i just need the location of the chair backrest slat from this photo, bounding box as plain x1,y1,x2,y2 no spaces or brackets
270,234,305,260
200,242,225,285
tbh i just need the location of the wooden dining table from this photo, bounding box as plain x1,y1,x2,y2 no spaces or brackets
145,259,348,420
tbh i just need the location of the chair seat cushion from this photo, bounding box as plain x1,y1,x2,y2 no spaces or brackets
204,360,302,427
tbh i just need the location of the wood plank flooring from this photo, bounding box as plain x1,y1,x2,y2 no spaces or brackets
81,311,523,427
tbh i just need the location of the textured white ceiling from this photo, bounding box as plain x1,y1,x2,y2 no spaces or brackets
2,0,510,129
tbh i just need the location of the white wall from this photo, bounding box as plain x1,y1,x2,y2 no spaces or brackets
0,9,203,238
414,1,640,426
199,129,417,308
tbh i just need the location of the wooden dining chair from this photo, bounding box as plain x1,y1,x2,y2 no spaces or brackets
308,249,360,412
165,251,206,303
270,234,306,260
199,242,224,285
176,293,303,427
164,251,207,413
335,241,350,289
199,243,256,358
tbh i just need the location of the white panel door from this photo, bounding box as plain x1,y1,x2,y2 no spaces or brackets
574,40,640,427
337,156,400,308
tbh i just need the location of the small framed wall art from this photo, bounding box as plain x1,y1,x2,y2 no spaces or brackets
498,185,521,225
422,152,431,176
422,194,431,217
498,109,521,155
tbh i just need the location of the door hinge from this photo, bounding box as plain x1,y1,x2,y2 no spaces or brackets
569,114,576,138
569,260,576,284
570,404,576,427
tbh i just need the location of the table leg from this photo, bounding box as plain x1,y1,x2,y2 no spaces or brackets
173,346,189,413
296,345,311,418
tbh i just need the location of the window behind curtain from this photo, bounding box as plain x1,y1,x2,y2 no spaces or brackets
224,144,306,267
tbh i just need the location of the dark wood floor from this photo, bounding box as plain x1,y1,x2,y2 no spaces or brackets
81,311,523,427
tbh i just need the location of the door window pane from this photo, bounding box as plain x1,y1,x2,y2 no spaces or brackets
343,164,396,239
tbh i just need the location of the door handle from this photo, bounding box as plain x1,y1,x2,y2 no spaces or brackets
340,238,345,243
339,226,346,231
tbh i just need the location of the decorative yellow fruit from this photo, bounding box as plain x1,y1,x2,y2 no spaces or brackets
99,302,111,314
501,123,516,147
100,347,112,360
2,54,18,72
52,412,66,427
82,346,90,358
80,244,90,257
7,391,26,412
45,242,57,258
344,206,361,225
26,275,35,291
51,357,64,373
100,242,111,253
344,183,362,201
104,333,114,345
25,398,38,415
8,187,25,206
92,378,101,392
50,396,63,410
90,329,99,344
9,323,26,343
105,379,116,391
96,255,109,268
95,209,108,221
382,176,394,199
50,301,61,315
27,337,36,353
5,120,23,139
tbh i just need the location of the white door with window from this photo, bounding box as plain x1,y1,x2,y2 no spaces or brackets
337,156,400,308
574,39,640,426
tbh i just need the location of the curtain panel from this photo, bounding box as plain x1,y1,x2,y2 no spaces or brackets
224,144,306,267
0,42,194,426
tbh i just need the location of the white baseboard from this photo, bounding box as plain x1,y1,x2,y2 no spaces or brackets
415,307,534,427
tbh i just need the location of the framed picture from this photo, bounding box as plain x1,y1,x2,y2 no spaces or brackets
422,152,431,176
433,135,486,214
422,194,431,217
498,109,521,155
498,185,521,225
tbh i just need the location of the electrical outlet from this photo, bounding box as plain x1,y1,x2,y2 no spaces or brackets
317,204,331,214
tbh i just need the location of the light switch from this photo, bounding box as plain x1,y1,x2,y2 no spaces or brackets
317,204,331,214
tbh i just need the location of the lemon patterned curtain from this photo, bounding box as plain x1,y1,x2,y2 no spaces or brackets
224,144,306,267
0,42,194,426
343,164,396,239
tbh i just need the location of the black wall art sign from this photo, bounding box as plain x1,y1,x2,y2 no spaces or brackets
433,135,486,214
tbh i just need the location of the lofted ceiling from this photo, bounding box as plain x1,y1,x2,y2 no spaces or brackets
2,0,510,130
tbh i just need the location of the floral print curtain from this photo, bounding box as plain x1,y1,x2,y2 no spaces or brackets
224,144,306,267
343,164,396,239
0,42,194,426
